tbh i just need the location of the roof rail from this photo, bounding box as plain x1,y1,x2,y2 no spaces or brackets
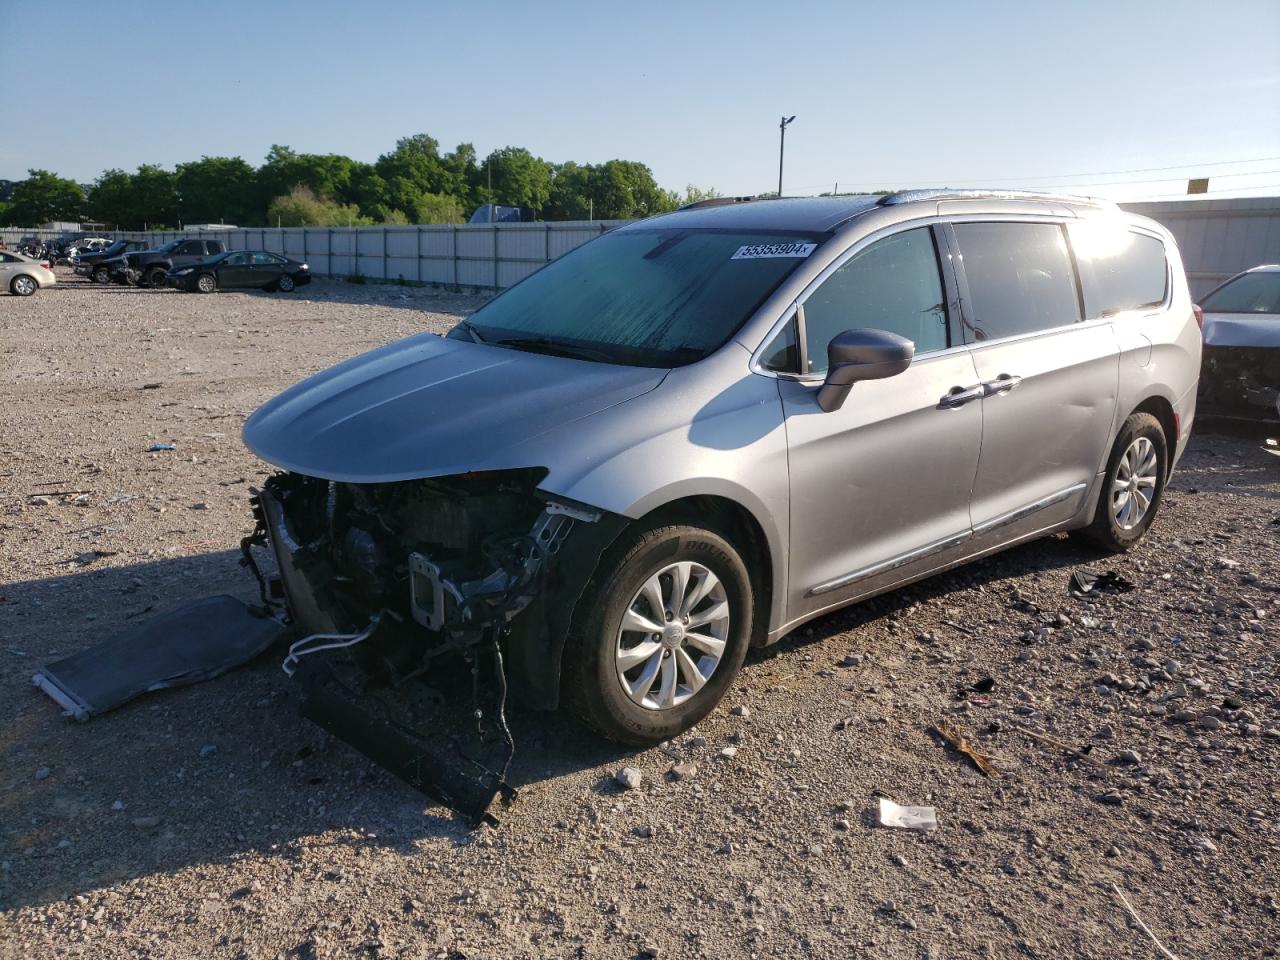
679,195,763,211
877,188,1114,208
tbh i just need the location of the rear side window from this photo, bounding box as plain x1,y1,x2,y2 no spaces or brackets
206,241,223,255
801,227,947,373
953,222,1080,341
1069,223,1168,318
177,241,203,255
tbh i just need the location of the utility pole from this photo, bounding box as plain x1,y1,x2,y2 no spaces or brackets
777,115,795,198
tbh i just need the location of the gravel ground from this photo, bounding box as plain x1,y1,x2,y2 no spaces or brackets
1,269,1278,959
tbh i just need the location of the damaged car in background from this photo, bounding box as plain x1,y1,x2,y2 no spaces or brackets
240,191,1200,824
1197,264,1280,421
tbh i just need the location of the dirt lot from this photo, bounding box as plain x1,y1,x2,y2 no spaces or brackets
2,269,1278,959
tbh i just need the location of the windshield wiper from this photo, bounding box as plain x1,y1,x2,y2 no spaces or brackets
455,320,487,343
492,336,613,363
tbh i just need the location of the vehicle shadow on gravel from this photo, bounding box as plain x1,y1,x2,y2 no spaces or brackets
0,549,623,912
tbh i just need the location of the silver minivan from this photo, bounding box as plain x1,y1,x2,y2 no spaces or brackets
245,191,1200,748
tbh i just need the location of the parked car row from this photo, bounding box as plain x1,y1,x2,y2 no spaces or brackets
81,238,311,294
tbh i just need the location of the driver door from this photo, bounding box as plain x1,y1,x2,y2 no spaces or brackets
218,252,253,287
776,225,983,623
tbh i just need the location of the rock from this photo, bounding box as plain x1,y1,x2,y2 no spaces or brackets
1197,838,1218,853
615,767,642,791
29,495,52,506
1105,845,1120,858
632,824,654,839
833,819,850,831
131,816,161,829
717,746,738,760
668,763,696,782
1095,725,1116,740
34,767,50,781
1223,694,1244,710
1169,710,1197,723
730,705,750,717
1137,638,1157,650
1096,791,1125,806
840,654,863,667
1116,750,1142,765
199,744,217,758
1199,716,1222,731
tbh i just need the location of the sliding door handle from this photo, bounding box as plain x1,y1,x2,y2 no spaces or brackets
985,374,1022,395
938,384,984,409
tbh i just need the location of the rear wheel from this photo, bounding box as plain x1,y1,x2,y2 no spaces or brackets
145,267,167,289
563,523,752,746
195,273,217,294
11,275,37,296
92,265,110,284
1082,412,1167,552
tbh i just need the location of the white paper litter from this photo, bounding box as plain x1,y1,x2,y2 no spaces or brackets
878,797,937,831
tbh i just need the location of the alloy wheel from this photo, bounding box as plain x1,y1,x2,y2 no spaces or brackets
278,274,295,292
614,561,730,711
1111,435,1159,530
13,276,35,296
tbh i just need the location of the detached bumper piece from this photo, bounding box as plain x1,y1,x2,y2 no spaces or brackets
32,595,285,721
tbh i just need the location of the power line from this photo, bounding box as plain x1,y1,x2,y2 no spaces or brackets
816,154,1280,191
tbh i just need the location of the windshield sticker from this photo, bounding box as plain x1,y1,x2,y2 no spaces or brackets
731,242,817,260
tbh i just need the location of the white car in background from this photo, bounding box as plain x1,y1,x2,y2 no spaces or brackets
0,251,56,296
1198,264,1280,420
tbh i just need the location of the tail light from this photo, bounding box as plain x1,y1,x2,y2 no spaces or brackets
39,261,50,270
1192,304,1204,330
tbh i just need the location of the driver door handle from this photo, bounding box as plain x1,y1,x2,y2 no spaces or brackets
985,374,1022,395
938,384,984,409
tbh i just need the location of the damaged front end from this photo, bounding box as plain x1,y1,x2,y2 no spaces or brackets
1199,345,1280,421
244,468,624,826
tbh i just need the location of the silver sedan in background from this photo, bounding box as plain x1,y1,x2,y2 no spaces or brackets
0,251,57,296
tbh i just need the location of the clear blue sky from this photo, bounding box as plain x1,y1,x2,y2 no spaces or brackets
5,0,1279,201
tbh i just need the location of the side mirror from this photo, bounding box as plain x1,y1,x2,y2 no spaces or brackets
816,328,915,412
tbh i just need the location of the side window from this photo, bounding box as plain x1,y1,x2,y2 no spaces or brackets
178,240,202,255
224,252,249,266
0,253,13,263
1068,224,1168,318
760,314,800,373
252,252,280,264
952,222,1080,341
206,241,223,255
801,227,947,374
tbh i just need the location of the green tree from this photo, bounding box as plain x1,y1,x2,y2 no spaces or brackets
258,145,355,215
347,162,389,221
480,147,552,216
681,184,722,205
175,156,257,225
266,186,371,227
413,192,464,224
88,169,136,228
546,161,593,220
2,169,85,226
440,143,479,209
129,164,180,228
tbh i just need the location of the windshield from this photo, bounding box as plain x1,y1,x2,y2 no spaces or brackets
1201,271,1280,315
458,228,827,367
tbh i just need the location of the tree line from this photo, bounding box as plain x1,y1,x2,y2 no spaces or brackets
0,135,721,229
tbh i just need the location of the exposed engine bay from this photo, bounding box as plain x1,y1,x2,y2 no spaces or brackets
1200,345,1280,420
241,468,626,825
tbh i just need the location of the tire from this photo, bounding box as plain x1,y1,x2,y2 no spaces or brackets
92,266,110,284
145,267,168,289
276,273,296,293
1082,412,1167,552
563,523,753,746
10,275,37,296
195,273,217,294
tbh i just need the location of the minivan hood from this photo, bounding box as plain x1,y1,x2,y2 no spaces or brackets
243,333,667,483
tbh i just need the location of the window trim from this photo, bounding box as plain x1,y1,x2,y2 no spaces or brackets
750,222,954,380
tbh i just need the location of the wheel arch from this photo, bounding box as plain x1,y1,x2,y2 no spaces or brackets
1130,394,1178,479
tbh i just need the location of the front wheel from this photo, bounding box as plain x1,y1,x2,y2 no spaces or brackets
144,267,168,289
563,523,753,746
195,273,217,294
92,266,110,284
1082,412,1167,552
276,273,296,292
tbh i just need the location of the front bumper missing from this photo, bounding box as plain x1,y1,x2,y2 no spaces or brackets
244,481,604,826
